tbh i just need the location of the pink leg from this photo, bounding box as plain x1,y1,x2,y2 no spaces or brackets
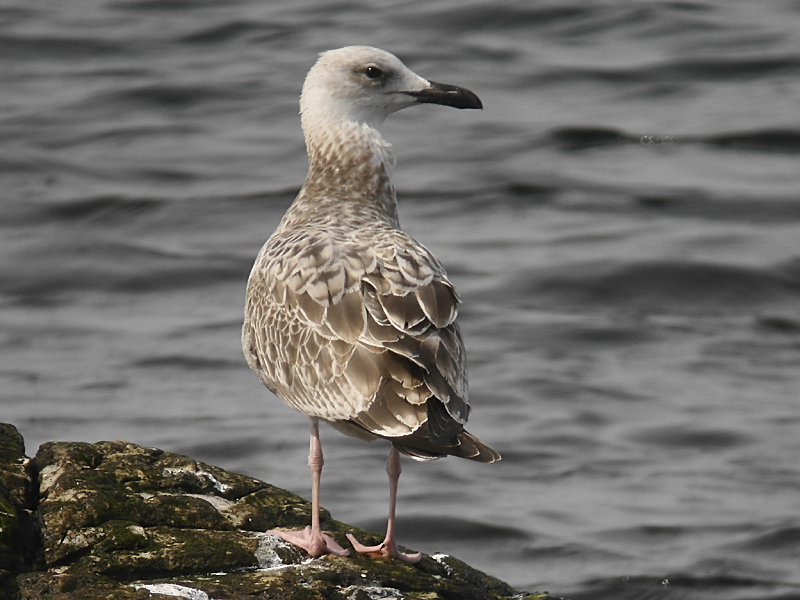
347,445,422,563
269,419,349,557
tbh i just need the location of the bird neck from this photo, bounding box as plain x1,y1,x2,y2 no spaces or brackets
285,120,400,229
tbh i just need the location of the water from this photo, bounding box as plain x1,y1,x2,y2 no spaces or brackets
2,1,800,597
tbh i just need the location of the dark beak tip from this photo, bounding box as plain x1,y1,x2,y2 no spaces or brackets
468,93,484,110
454,87,483,110
406,80,483,110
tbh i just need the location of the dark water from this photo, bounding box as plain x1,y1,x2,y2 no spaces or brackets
3,1,800,597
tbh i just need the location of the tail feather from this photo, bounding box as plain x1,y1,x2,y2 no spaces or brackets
450,430,501,463
392,426,501,463
334,417,501,463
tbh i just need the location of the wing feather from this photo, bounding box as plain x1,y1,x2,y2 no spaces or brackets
295,291,326,325
415,280,457,328
378,291,427,333
244,227,480,448
326,289,366,343
343,346,382,399
378,384,427,429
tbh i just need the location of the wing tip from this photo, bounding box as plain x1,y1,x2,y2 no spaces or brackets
454,430,501,463
392,428,500,463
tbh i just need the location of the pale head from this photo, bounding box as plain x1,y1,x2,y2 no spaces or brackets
299,46,482,133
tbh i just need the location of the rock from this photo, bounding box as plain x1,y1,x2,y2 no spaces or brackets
0,424,554,600
0,423,39,594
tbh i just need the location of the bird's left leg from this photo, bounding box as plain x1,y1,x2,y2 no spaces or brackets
269,418,349,557
347,445,422,563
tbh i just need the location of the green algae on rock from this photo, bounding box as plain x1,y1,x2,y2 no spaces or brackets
0,423,555,600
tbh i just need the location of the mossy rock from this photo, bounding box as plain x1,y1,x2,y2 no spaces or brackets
0,489,25,577
0,423,38,592
0,424,557,600
13,572,148,600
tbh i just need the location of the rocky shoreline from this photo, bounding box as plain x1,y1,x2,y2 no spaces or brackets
0,423,552,600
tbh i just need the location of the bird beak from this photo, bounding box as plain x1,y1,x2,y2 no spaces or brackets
401,80,483,110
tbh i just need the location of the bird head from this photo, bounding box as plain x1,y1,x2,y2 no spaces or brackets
299,46,482,130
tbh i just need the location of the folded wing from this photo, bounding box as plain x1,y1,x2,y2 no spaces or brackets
243,228,498,462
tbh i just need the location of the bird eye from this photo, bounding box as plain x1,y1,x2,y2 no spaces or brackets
364,65,384,80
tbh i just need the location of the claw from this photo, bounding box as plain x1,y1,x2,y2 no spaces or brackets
346,532,422,563
270,526,350,557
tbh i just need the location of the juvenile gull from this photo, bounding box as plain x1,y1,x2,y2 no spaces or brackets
242,46,500,563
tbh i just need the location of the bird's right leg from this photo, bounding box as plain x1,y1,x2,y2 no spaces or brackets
269,418,349,557
347,445,422,563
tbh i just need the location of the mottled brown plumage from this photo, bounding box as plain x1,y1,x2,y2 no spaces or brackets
242,46,498,562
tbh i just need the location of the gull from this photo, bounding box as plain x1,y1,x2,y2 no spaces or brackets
242,46,500,564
